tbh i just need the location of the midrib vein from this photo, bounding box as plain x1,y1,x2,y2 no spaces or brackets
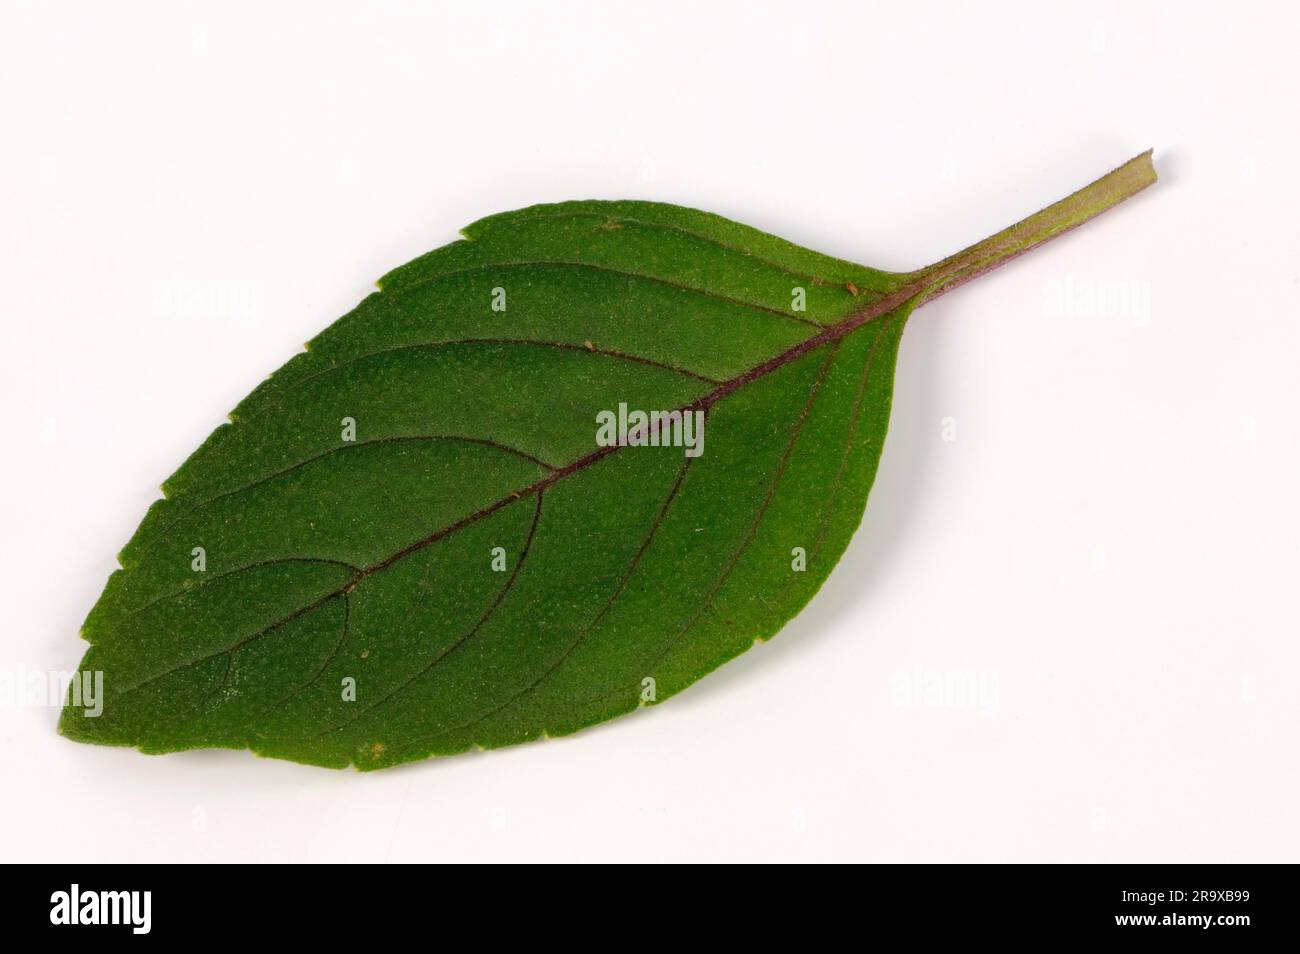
111,277,924,701
352,277,922,575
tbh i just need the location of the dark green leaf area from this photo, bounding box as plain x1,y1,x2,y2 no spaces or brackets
62,200,910,769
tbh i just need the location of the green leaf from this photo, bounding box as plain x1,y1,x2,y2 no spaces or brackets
61,152,1156,770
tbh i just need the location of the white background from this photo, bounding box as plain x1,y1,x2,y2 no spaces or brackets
2,0,1297,863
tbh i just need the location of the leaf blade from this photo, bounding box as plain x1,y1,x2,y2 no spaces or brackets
63,202,911,767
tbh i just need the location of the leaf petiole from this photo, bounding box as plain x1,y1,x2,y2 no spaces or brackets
911,150,1157,305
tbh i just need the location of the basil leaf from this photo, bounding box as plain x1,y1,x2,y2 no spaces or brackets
61,152,1155,769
